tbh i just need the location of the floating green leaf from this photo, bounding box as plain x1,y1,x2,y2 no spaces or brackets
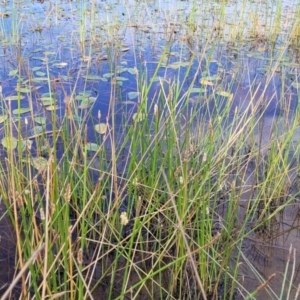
20,139,33,151
84,75,103,80
115,76,128,81
40,97,55,102
85,143,101,152
190,88,202,93
133,112,145,122
201,76,221,81
31,157,48,171
78,97,96,109
4,95,25,101
30,125,45,135
200,79,214,86
15,87,31,93
54,62,68,68
34,117,46,125
127,68,137,75
121,47,130,52
45,105,59,111
35,71,46,77
9,70,18,76
32,67,41,71
94,123,107,134
75,92,92,100
103,73,114,78
128,92,140,100
168,61,190,69
217,91,233,99
32,78,49,82
0,115,7,123
1,136,18,150
12,107,32,114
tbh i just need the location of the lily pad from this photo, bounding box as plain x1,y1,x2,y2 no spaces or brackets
30,125,45,136
4,95,25,101
35,71,46,76
12,107,32,114
291,82,300,89
20,139,33,151
200,79,214,86
85,143,101,152
0,115,7,123
127,68,138,75
15,87,31,93
201,76,221,81
40,97,55,102
54,62,68,68
190,88,202,94
121,47,130,52
34,117,46,125
45,105,59,111
217,91,233,100
103,73,114,78
168,61,190,69
115,76,128,81
128,92,140,100
84,75,103,80
31,157,48,171
78,97,97,109
133,112,145,122
94,123,107,134
75,92,92,100
1,136,18,150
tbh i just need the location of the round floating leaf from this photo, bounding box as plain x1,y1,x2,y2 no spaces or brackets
121,47,130,52
9,70,18,76
32,78,49,82
20,139,33,151
128,92,140,100
40,96,55,102
84,75,103,80
68,114,83,123
35,71,46,76
54,62,68,68
201,76,221,81
34,117,46,125
12,107,32,114
168,61,190,69
15,87,31,93
190,88,202,94
31,157,48,171
4,95,25,101
133,112,145,122
127,68,138,75
78,97,96,109
85,143,101,152
30,125,45,136
94,123,107,134
200,79,214,86
115,76,128,81
292,82,300,89
103,73,114,78
0,115,8,123
45,105,59,111
217,91,233,100
75,91,92,100
1,136,18,150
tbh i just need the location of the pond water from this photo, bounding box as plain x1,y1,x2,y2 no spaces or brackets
1,0,300,298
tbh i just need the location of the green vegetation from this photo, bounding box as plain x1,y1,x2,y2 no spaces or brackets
0,0,300,299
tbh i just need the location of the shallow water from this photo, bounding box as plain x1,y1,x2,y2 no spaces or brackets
1,0,300,298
